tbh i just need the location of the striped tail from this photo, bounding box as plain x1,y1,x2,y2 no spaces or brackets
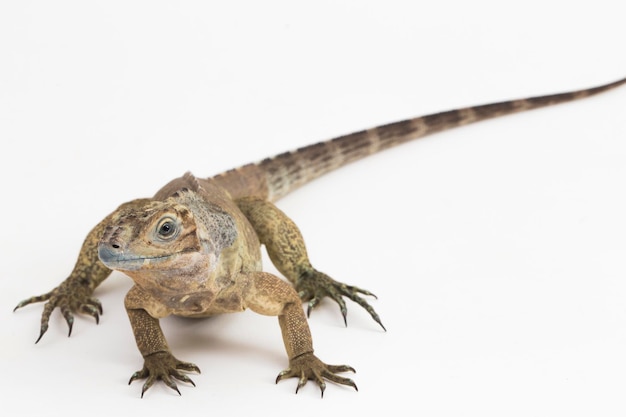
212,77,626,202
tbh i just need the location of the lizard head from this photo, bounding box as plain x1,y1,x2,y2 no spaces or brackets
97,189,237,294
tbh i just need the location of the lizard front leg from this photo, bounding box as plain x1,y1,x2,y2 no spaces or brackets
14,214,112,342
14,199,152,342
243,272,357,396
236,197,384,330
125,287,200,397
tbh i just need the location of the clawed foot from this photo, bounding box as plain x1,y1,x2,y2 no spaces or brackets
276,352,357,397
14,282,103,343
129,352,200,398
296,269,385,330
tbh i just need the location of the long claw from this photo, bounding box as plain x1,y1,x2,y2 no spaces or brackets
328,293,348,326
295,372,307,394
35,324,48,344
35,301,56,343
61,307,74,337
321,369,358,391
276,368,294,384
172,372,196,387
162,375,181,395
129,370,146,385
341,286,386,330
14,292,53,312
80,304,100,324
141,375,156,398
85,297,103,315
326,364,356,373
176,362,201,374
312,370,326,398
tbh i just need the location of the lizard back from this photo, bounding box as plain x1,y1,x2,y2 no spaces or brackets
212,77,626,202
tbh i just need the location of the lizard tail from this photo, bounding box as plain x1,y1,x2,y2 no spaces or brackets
213,76,626,202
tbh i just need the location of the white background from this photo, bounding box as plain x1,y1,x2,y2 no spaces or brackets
2,1,626,416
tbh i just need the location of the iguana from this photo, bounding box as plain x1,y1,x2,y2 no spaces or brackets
14,76,626,397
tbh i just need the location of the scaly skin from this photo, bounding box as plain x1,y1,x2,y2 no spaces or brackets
14,199,151,342
14,77,626,396
236,196,384,329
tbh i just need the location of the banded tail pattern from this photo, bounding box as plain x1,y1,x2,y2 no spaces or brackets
213,77,626,202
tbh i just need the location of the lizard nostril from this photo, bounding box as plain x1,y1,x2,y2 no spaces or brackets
111,244,120,249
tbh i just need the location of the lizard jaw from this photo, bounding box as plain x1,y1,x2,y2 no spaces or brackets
97,244,174,271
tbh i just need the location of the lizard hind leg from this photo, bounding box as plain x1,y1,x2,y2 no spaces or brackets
236,197,385,330
298,269,385,331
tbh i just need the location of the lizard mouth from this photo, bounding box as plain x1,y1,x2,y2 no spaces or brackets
97,244,174,271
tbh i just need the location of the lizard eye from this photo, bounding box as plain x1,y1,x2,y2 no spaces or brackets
156,217,179,241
